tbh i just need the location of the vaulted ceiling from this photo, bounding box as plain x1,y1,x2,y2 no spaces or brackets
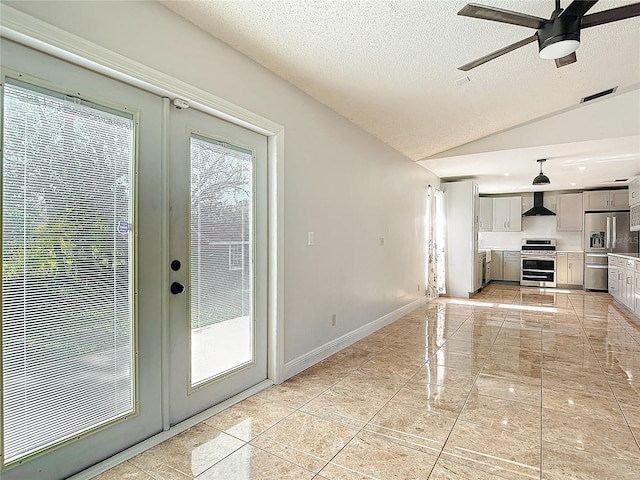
161,1,640,192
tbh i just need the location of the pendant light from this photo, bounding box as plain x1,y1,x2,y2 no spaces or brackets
532,159,550,185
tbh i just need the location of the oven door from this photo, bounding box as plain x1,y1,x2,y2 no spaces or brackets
521,256,556,287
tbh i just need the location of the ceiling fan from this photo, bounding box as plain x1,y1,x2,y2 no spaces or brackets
457,0,640,71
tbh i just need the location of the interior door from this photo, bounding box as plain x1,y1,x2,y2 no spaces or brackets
168,104,268,424
1,39,163,480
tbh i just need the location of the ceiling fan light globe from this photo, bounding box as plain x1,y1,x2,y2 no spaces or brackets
539,39,580,59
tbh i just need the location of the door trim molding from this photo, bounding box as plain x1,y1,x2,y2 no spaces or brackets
0,0,286,387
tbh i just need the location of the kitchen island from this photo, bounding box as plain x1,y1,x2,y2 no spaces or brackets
608,253,640,319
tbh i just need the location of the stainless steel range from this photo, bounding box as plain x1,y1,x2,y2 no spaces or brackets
520,239,557,287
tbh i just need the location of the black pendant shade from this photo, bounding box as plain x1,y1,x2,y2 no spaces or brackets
532,159,550,185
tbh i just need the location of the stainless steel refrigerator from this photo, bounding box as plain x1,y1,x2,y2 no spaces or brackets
584,211,639,290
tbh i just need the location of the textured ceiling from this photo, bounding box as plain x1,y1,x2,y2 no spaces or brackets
160,0,640,190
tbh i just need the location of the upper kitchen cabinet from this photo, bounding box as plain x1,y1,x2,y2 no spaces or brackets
556,193,583,232
479,197,493,232
583,189,629,211
493,196,521,232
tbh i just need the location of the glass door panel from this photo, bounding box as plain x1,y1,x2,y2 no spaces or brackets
1,39,163,480
189,136,254,386
168,104,267,425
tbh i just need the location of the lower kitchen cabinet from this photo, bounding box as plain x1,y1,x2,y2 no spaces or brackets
609,255,640,318
503,251,521,282
491,251,503,280
486,250,519,282
557,252,583,286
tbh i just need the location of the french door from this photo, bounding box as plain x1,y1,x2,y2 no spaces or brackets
1,38,268,480
167,102,268,424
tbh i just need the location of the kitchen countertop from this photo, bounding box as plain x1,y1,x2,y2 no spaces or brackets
608,252,640,260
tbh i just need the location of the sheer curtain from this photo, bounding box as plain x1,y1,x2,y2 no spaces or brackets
426,185,446,298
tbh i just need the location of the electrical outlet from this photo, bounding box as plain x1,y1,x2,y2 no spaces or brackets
331,314,336,326
379,237,385,246
308,231,315,246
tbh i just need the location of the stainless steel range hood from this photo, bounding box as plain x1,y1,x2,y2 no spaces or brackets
522,191,556,217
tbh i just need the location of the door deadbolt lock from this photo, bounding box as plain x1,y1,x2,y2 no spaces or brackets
170,282,185,295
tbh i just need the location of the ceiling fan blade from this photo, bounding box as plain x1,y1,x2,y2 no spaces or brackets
458,34,537,71
560,0,599,18
458,3,546,29
581,2,640,28
555,52,577,68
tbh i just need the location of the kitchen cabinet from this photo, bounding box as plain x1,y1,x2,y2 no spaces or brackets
556,193,583,232
557,253,568,285
634,260,640,316
443,180,479,298
629,177,640,207
583,189,629,211
609,262,620,299
609,255,639,316
503,251,521,282
567,253,584,286
493,197,521,232
479,197,493,232
491,250,503,280
558,252,584,286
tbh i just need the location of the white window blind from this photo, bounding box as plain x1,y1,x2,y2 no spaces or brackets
1,80,135,463
189,136,253,386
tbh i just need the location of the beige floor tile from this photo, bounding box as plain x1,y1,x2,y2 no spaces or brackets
442,420,540,479
542,442,640,480
542,408,639,459
357,354,424,380
203,397,294,441
392,382,468,418
253,376,327,408
460,393,541,436
249,411,358,473
97,287,640,480
473,374,541,406
129,423,244,478
429,457,514,479
364,399,457,453
93,462,154,480
428,350,484,373
318,431,439,480
542,386,627,425
541,368,609,393
411,363,479,388
619,401,640,427
300,386,386,427
332,369,406,402
195,445,315,480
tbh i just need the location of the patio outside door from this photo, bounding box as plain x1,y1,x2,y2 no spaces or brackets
168,104,268,424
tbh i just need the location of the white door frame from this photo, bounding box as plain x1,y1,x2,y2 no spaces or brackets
0,2,285,472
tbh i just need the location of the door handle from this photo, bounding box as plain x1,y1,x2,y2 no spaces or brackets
612,216,617,247
606,217,610,249
170,282,185,295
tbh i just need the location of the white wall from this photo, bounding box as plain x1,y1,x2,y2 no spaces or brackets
5,1,439,365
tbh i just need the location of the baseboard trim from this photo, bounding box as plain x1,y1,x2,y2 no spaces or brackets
283,296,428,380
66,379,273,480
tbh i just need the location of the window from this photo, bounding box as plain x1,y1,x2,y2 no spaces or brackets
228,244,243,270
1,79,136,463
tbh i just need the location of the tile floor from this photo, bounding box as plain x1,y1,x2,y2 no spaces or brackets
96,284,640,479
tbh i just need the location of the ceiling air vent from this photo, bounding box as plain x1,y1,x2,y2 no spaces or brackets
614,178,628,182
581,87,617,103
